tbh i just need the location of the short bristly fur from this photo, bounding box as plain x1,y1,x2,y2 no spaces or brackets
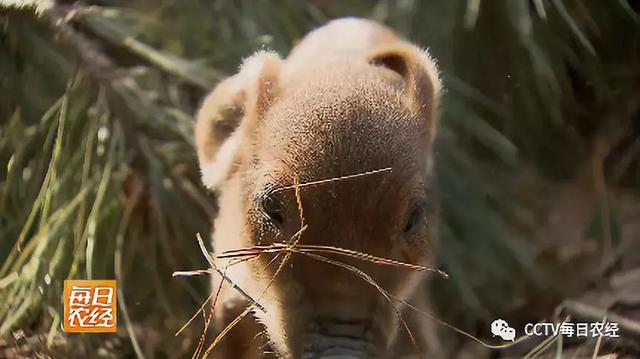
195,17,442,358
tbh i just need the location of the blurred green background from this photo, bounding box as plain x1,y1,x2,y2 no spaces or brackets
1,0,639,357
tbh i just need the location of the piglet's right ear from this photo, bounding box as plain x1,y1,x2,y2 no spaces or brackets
195,51,282,190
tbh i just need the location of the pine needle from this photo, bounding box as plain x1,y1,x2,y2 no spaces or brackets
219,243,448,278
195,233,266,313
273,167,392,193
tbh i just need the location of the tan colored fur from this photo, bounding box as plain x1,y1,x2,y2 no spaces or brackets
195,18,442,358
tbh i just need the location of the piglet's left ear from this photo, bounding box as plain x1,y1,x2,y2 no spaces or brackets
195,51,282,190
367,44,442,138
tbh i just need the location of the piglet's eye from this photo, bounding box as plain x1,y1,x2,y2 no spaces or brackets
404,205,425,233
261,195,284,229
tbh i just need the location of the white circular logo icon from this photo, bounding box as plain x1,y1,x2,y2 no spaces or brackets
491,319,516,341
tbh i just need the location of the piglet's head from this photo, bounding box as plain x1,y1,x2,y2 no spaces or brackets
195,44,441,358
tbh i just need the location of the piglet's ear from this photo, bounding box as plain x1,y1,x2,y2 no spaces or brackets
367,44,442,138
246,53,281,122
195,51,282,190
